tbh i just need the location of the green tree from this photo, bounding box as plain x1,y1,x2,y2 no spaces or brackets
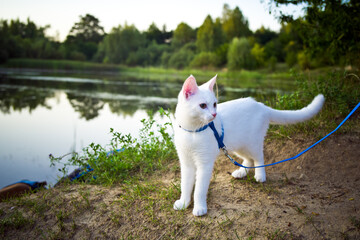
264,38,284,62
102,24,145,64
167,43,196,69
222,4,252,41
145,23,163,44
65,14,105,60
278,22,303,67
172,22,195,48
67,14,104,43
271,0,360,66
126,41,171,66
227,37,256,70
196,15,224,52
190,52,220,69
0,18,61,62
251,43,265,67
254,26,278,45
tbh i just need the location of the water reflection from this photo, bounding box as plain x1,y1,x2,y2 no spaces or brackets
68,94,105,120
0,85,53,114
0,72,291,119
0,73,180,119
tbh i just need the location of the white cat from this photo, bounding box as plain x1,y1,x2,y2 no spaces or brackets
173,75,324,216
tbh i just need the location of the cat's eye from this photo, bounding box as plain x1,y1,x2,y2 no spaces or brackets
199,103,207,109
213,102,217,108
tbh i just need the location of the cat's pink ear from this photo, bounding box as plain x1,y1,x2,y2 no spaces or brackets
207,74,217,92
182,75,198,99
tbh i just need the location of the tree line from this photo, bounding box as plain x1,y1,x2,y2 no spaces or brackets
0,1,359,70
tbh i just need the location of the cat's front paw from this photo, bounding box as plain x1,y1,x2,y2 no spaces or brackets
254,173,266,183
192,205,207,217
254,168,266,182
173,199,190,210
231,168,248,179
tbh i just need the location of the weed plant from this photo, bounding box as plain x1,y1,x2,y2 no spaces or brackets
50,108,177,185
267,70,360,138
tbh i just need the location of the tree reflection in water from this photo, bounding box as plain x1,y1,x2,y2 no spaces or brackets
0,73,179,119
0,72,286,120
0,87,53,114
67,94,105,120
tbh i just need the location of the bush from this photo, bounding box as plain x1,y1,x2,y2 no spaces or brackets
272,71,359,116
69,51,86,61
297,51,312,69
250,43,265,68
160,51,171,67
50,109,177,185
227,37,256,70
267,56,277,71
214,43,229,66
285,51,297,67
168,48,194,69
189,52,220,68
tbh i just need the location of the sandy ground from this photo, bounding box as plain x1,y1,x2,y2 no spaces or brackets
1,132,359,239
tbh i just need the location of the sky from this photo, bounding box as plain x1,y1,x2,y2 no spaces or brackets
0,0,305,42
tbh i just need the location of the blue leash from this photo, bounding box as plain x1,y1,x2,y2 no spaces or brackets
218,102,360,169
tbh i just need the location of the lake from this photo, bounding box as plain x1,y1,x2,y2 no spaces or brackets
0,69,294,188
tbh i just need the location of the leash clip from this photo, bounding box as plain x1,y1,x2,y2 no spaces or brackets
221,147,235,164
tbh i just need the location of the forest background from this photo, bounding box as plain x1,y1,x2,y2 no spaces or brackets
1,1,359,71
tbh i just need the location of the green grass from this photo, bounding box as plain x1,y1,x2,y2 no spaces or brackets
1,58,293,88
266,70,360,139
0,209,34,235
50,108,177,186
2,58,125,72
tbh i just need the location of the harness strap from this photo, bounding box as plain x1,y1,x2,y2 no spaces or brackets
179,123,209,132
208,121,225,148
179,119,225,148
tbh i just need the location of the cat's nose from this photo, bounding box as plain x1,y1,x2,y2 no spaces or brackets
212,113,217,118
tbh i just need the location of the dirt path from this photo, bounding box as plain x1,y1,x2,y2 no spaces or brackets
1,133,359,239
208,133,360,239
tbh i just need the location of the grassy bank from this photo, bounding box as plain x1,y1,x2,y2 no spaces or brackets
0,65,359,238
1,58,292,87
1,58,125,73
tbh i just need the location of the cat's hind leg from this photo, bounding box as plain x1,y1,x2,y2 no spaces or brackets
174,160,195,211
231,152,252,179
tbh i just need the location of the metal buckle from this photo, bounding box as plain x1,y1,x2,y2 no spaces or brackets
221,147,235,164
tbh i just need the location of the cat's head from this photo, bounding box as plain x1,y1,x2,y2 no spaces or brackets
175,75,218,128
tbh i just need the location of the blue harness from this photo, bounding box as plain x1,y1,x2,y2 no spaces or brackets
179,101,360,169
179,121,225,149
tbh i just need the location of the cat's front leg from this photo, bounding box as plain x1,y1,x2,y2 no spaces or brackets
174,160,195,211
254,167,266,182
192,162,215,216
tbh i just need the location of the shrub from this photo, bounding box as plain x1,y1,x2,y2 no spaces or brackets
168,49,194,69
227,37,256,70
50,109,177,185
189,52,220,68
250,43,265,68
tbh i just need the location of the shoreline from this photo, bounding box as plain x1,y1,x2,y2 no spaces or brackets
1,132,359,239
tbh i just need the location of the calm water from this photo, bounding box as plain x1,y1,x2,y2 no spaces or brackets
0,69,294,188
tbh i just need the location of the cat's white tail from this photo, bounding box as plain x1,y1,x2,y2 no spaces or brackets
268,94,325,125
